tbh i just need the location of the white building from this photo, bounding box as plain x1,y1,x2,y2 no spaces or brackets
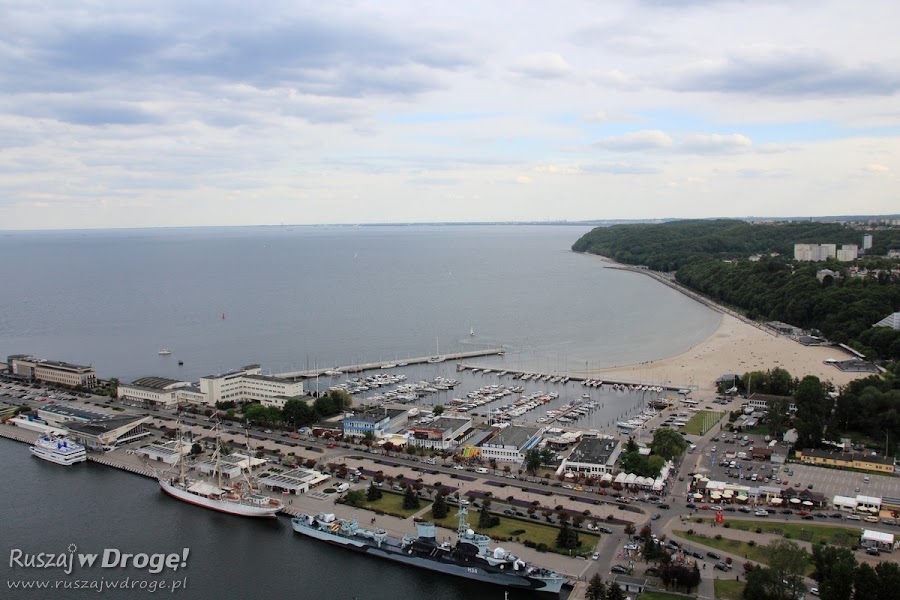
118,377,192,408
190,365,304,406
863,234,873,250
836,244,859,262
407,416,472,450
134,440,191,465
479,425,544,464
560,437,622,476
794,244,829,262
7,355,98,388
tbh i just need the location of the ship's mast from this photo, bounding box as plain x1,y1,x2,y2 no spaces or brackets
456,505,469,539
178,412,186,483
214,421,223,489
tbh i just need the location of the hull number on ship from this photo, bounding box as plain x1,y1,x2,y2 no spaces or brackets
467,567,478,574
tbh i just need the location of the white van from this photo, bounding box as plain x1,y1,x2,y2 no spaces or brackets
475,467,489,474
424,458,437,465
335,483,350,493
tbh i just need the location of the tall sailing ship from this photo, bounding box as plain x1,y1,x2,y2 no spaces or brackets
156,419,283,518
291,506,567,595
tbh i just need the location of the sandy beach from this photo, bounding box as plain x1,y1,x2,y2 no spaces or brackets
583,283,871,396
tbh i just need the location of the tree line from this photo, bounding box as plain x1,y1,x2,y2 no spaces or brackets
572,220,900,360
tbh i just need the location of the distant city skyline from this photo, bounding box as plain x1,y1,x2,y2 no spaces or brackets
2,1,899,230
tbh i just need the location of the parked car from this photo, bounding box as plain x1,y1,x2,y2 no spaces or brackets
592,552,600,560
611,565,629,574
651,513,661,520
847,514,861,521
706,551,721,560
714,562,731,571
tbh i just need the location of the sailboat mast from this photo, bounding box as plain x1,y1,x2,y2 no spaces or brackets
179,415,185,483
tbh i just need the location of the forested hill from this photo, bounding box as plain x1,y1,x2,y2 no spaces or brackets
571,219,854,271
571,219,900,360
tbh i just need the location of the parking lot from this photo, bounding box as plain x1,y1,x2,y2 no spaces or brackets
788,463,900,501
692,428,900,514
697,431,787,487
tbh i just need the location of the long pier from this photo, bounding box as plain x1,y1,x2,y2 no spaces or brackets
275,347,506,378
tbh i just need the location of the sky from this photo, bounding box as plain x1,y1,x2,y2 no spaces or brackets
1,0,899,230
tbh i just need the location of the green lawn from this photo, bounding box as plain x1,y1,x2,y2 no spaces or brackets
638,592,693,600
675,530,771,564
682,410,726,435
362,490,431,518
714,578,746,600
426,507,600,557
696,518,861,547
673,530,814,575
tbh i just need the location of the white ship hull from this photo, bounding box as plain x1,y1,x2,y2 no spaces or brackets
158,479,281,518
30,445,87,466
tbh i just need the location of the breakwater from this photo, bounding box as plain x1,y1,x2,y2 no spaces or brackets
275,347,506,378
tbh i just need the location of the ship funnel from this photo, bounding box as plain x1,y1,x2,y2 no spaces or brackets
416,522,436,539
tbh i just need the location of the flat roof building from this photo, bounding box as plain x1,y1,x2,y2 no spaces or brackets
561,437,622,475
118,377,192,408
478,425,543,464
257,467,330,495
408,416,472,450
7,355,97,388
65,415,152,451
343,408,409,439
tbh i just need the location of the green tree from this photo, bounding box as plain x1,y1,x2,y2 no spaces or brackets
768,539,809,600
605,581,626,600
743,564,783,600
402,485,420,510
854,563,879,600
329,389,352,410
344,490,365,508
243,403,268,425
190,442,202,456
794,376,830,448
431,493,449,519
767,397,790,440
313,395,337,417
650,428,689,460
625,437,639,453
283,398,317,428
525,448,543,474
811,544,857,600
478,504,494,529
366,481,382,502
555,520,580,550
875,562,900,600
585,573,607,600
433,405,444,416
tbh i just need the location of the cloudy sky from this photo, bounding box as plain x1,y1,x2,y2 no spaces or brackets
2,0,899,229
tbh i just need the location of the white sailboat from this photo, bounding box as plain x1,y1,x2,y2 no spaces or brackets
427,337,446,363
156,418,283,518
158,348,172,356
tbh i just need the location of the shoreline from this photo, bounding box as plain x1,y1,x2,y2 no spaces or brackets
577,253,870,394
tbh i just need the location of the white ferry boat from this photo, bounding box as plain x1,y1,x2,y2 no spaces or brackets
30,434,87,466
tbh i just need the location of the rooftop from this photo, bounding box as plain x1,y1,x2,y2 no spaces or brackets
412,416,470,433
39,403,111,421
567,437,621,465
65,415,147,437
481,425,541,450
130,376,187,389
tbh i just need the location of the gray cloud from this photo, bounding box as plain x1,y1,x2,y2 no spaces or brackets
672,50,900,97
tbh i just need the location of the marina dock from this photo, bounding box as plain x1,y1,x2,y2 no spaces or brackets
275,347,506,378
454,363,688,393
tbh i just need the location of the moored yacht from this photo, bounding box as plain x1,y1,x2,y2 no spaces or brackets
30,434,87,466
